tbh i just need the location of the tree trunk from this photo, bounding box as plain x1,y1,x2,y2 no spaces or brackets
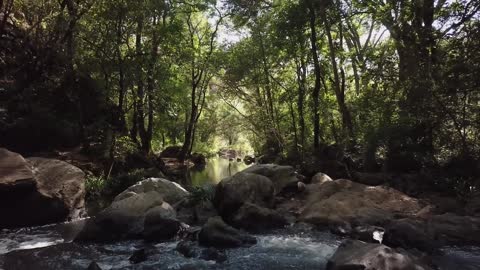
323,13,354,139
116,12,127,132
307,3,322,151
296,55,307,152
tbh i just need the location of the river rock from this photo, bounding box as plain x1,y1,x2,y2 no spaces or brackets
429,213,480,245
0,148,86,228
198,216,257,248
129,248,149,264
87,262,102,270
384,213,480,249
232,202,288,232
176,241,197,258
326,240,432,270
351,225,385,244
200,247,227,262
243,164,299,194
300,179,423,227
311,172,333,185
160,146,182,158
383,218,437,252
115,177,189,205
75,190,177,242
175,241,227,263
214,172,274,218
465,192,480,216
143,204,181,242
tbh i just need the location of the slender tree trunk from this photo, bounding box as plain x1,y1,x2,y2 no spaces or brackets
307,3,322,151
131,19,145,148
323,14,354,139
141,17,159,153
296,56,307,152
116,12,127,132
289,102,299,153
179,66,198,160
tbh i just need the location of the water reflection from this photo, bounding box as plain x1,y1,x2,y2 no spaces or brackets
188,157,250,186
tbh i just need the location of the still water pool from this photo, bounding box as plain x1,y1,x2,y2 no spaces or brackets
187,157,250,186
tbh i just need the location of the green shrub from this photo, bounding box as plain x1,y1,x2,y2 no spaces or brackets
187,184,216,206
103,168,164,197
85,168,164,201
85,173,107,200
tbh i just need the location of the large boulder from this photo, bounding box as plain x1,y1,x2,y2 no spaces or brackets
326,240,432,270
429,213,480,245
300,179,423,227
384,214,480,249
465,192,480,216
143,204,181,242
242,164,299,194
75,191,167,241
115,177,189,206
75,178,186,242
214,172,274,218
198,216,257,248
0,148,85,228
383,218,437,252
160,146,182,158
232,202,288,232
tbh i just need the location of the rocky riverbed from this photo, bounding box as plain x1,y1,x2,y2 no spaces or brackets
1,223,480,270
2,148,480,269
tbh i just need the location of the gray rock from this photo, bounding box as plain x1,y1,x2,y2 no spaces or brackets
300,179,423,227
232,202,288,232
327,240,432,270
129,249,148,264
143,204,181,242
176,241,197,258
0,148,85,228
75,191,176,242
429,213,480,245
383,218,437,252
200,247,227,263
198,216,257,248
214,172,274,218
243,164,299,194
115,177,189,205
87,261,102,270
465,193,480,216
311,172,333,185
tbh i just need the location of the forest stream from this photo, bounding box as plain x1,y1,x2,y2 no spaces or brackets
2,0,480,268
1,159,480,270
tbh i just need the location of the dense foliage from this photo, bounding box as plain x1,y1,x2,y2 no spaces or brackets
1,0,480,192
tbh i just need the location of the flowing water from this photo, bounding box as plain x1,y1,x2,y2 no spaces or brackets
1,223,480,270
0,224,341,270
